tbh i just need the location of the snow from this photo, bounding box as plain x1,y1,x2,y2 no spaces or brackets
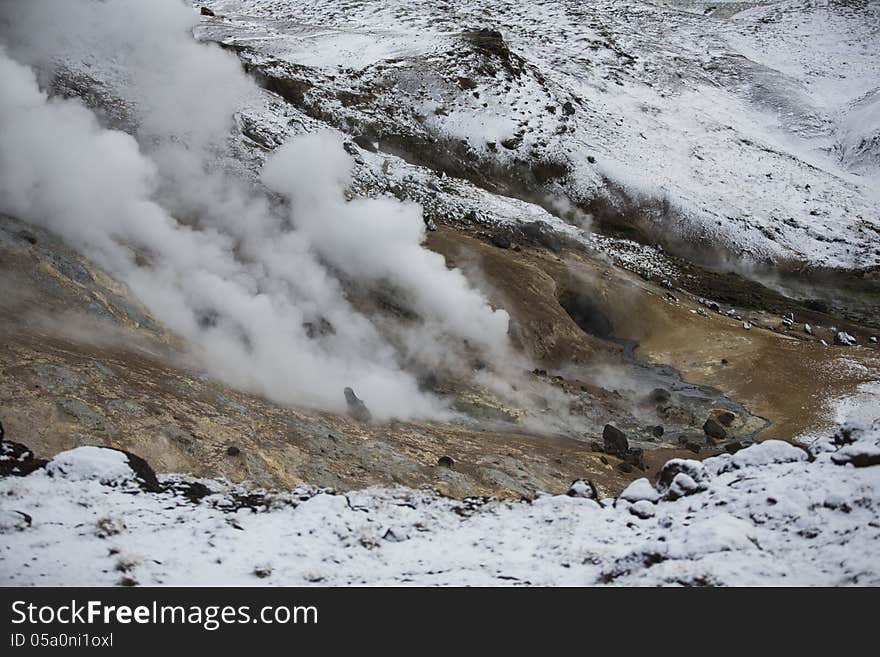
44,446,136,486
2,403,878,586
195,0,880,270
619,477,661,503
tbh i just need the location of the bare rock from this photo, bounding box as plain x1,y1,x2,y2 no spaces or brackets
344,387,372,422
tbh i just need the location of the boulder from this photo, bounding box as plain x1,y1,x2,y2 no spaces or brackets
716,411,736,427
703,417,727,440
656,458,706,491
0,439,47,477
619,477,660,503
437,455,455,468
685,441,702,454
603,424,628,457
835,331,857,346
344,387,372,422
200,6,215,16
566,479,598,499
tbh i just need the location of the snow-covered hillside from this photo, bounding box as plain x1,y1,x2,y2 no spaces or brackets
197,0,880,270
2,395,878,586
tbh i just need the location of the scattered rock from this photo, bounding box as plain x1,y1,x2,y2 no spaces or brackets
650,425,664,438
804,323,813,335
703,418,727,440
603,424,628,457
685,441,702,454
624,448,645,470
617,462,634,473
0,438,48,477
619,477,660,503
716,411,736,427
344,387,372,422
656,459,705,491
648,388,671,404
629,500,655,519
725,441,745,454
382,528,406,542
117,449,163,493
95,516,125,539
200,7,215,17
567,479,598,499
437,455,455,469
226,445,241,457
302,317,335,338
835,331,857,346
352,134,378,153
0,510,32,533
489,233,511,249
589,440,604,453
667,473,700,500
831,448,880,468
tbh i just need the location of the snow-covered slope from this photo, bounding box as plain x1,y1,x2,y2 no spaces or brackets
2,398,878,586
197,0,880,270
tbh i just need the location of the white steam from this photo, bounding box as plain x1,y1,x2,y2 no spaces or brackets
0,0,513,420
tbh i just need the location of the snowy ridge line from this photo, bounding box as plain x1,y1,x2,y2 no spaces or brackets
1,413,878,586
196,0,880,271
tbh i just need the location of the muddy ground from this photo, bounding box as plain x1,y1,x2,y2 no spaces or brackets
2,213,877,498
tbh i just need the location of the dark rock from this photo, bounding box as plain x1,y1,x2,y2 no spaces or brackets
566,479,598,499
717,411,736,427
382,528,406,542
489,233,511,249
617,461,634,473
437,455,455,469
226,445,241,457
651,425,664,438
344,387,372,422
531,161,569,184
724,441,745,454
685,441,702,454
624,448,645,470
519,221,562,253
831,450,880,468
648,388,671,404
589,441,604,452
169,481,213,504
200,7,215,16
603,424,628,457
302,317,335,339
114,449,163,493
703,418,727,440
562,101,575,116
456,76,478,90
500,135,522,150
0,439,47,477
353,134,378,153
664,472,701,500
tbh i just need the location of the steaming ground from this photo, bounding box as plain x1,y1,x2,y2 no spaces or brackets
0,0,879,587
0,0,522,422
